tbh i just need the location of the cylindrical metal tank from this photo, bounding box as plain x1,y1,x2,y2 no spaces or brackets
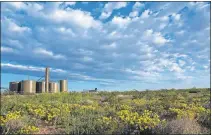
60,80,68,92
9,82,19,92
20,80,36,94
49,82,59,93
36,81,45,93
18,82,21,93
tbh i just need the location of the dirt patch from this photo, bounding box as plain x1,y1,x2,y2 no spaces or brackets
36,126,65,134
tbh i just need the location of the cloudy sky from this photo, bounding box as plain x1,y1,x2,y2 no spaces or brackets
1,2,210,91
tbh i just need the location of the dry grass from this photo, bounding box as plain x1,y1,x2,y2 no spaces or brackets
155,118,203,134
4,119,24,134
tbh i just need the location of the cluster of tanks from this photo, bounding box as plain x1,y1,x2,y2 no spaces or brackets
9,67,68,94
9,80,68,94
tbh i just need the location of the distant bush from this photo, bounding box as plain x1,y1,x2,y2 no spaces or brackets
189,90,201,93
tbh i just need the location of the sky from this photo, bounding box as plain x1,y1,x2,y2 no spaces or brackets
1,2,211,91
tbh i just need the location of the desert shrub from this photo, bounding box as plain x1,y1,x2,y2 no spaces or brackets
63,112,103,134
0,111,39,134
98,116,120,134
197,109,211,128
3,119,24,134
116,110,163,134
169,104,207,120
155,118,202,134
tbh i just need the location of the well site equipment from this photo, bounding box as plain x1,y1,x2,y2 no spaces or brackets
60,80,68,92
49,82,59,93
45,67,49,93
36,81,45,93
9,82,19,92
9,67,68,94
20,80,36,94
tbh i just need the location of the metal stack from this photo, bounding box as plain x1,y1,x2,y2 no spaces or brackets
45,67,49,93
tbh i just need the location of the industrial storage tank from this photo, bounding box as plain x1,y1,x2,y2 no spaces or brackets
9,82,19,92
20,80,36,94
60,80,68,92
49,82,59,93
36,81,45,93
18,82,21,93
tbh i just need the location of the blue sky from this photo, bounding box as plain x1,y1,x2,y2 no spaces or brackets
1,2,210,91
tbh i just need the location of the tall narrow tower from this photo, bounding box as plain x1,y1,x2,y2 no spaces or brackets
45,67,49,92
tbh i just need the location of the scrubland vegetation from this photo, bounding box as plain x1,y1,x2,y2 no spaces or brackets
0,88,211,134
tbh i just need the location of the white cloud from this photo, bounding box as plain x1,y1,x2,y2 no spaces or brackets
7,19,31,33
129,11,139,17
203,65,209,69
176,73,193,80
172,13,181,21
100,2,127,19
73,63,87,69
33,48,67,60
173,53,188,58
191,39,197,43
141,9,152,19
129,2,144,17
1,46,16,53
102,42,117,49
7,39,23,48
159,23,167,30
159,16,169,21
156,58,185,73
112,52,120,57
5,2,43,15
143,29,170,45
170,63,184,73
56,27,76,37
133,2,144,10
81,2,88,4
99,12,111,20
48,9,102,29
82,56,93,62
125,68,159,77
51,68,67,73
78,48,93,55
189,2,210,10
179,60,186,67
176,30,185,35
107,31,132,39
65,2,76,6
124,68,160,82
111,16,131,28
1,62,67,73
186,66,195,71
106,2,127,11
153,33,169,45
6,2,27,9
2,63,44,72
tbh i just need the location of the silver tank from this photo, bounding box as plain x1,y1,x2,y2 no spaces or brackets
60,80,68,92
49,82,59,93
20,80,36,94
